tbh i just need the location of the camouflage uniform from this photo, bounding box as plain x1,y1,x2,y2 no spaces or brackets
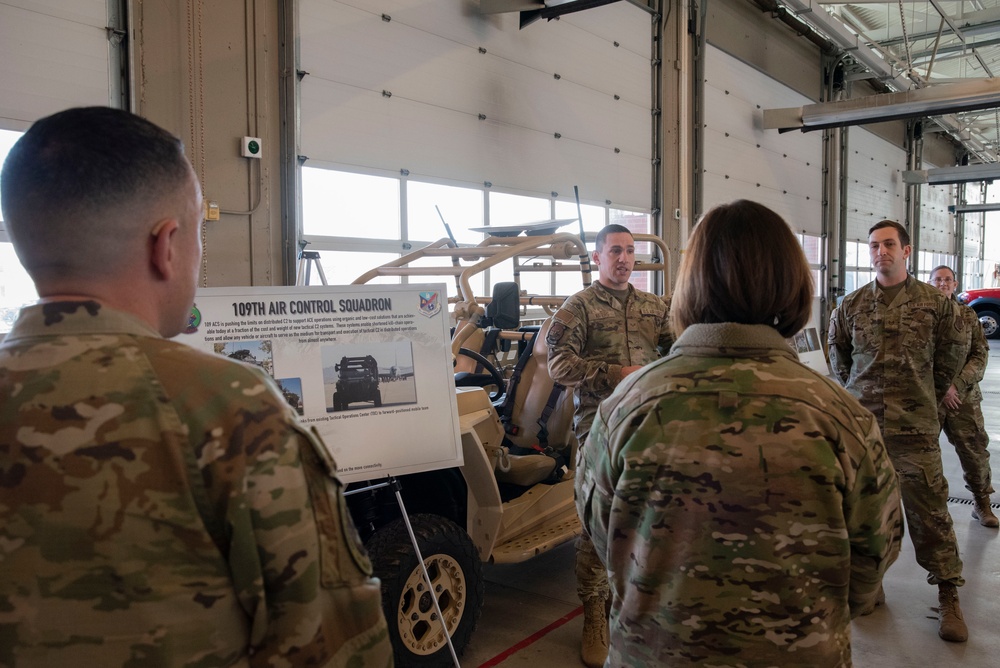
0,302,392,668
829,276,967,586
576,323,903,667
547,283,673,443
547,282,672,603
940,301,992,496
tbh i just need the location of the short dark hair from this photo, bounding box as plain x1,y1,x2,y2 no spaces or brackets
869,220,910,247
595,224,633,250
671,200,813,338
1,106,191,282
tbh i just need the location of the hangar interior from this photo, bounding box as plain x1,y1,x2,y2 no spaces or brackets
3,0,1000,324
1,0,1000,666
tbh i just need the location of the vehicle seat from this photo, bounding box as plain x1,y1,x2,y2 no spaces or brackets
453,319,486,374
502,318,577,471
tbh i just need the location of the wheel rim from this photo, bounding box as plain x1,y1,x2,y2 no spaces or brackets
981,314,999,337
396,553,467,656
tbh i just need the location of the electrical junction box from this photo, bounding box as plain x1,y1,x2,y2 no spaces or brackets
241,136,262,158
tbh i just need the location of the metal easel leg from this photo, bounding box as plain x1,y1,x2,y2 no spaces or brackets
344,476,462,667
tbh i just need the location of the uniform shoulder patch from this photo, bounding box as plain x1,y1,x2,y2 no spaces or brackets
546,321,567,347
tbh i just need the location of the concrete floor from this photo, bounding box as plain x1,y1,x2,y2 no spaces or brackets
457,340,1000,668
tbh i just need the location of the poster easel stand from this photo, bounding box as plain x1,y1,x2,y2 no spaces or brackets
295,244,460,665
344,477,462,668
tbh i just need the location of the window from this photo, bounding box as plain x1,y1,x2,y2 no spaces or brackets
1,128,39,334
302,167,399,239
408,181,483,246
915,250,957,284
299,166,659,306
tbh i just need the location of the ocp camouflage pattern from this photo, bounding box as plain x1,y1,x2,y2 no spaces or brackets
0,302,392,668
949,301,989,401
577,323,903,667
547,282,672,441
828,276,966,436
940,300,992,495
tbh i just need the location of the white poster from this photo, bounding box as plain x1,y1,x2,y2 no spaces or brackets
178,284,463,483
789,325,826,373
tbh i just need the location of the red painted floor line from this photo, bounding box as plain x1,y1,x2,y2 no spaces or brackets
476,605,583,668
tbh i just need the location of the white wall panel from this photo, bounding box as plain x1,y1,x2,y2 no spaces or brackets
845,129,906,242
0,0,111,128
702,46,823,233
919,180,956,254
299,0,652,208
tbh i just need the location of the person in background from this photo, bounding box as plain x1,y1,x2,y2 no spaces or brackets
0,107,392,667
928,265,996,528
577,200,902,667
829,220,968,643
547,223,673,668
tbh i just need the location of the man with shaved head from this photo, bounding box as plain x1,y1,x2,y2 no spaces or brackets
0,107,391,667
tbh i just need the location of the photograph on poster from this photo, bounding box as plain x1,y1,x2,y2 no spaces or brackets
214,339,274,377
276,377,304,416
788,327,822,354
322,341,417,412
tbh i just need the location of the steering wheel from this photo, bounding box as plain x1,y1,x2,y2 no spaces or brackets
455,348,506,402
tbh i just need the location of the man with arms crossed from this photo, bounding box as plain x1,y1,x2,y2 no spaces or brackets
548,224,672,668
928,265,997,528
829,220,968,642
0,107,392,667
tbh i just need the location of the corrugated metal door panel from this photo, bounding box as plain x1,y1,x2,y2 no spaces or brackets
299,0,652,208
703,46,822,234
0,0,110,127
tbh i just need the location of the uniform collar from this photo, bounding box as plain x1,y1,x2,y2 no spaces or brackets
672,322,797,359
4,301,161,343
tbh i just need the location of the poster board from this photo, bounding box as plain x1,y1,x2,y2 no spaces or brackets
178,284,462,484
789,325,827,373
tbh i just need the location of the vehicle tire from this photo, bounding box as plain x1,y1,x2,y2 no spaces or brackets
375,391,383,407
366,514,484,667
333,392,342,411
978,309,1000,339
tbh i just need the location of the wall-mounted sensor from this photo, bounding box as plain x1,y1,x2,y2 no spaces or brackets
241,136,262,158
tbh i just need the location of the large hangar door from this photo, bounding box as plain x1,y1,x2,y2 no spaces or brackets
297,0,653,210
701,46,825,354
844,128,906,243
0,0,117,333
0,0,116,129
838,129,961,291
701,45,822,233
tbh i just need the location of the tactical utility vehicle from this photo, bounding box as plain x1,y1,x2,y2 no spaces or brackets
333,355,382,410
340,222,670,666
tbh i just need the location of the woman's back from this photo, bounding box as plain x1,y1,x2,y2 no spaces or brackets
577,322,901,668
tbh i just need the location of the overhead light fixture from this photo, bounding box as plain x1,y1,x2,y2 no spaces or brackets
764,79,1000,133
903,163,1000,185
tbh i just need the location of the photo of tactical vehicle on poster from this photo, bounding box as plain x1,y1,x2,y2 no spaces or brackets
321,341,416,411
